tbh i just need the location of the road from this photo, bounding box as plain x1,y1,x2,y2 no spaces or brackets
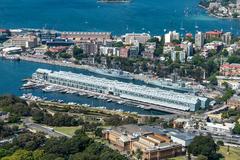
23,117,70,138
204,105,228,115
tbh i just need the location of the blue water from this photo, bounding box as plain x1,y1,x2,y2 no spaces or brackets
0,0,239,35
0,58,169,115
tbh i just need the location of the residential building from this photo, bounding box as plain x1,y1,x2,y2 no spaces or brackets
143,42,156,59
220,63,240,76
0,112,9,121
11,35,38,48
165,31,180,43
119,47,129,58
205,30,222,41
163,44,175,54
129,46,139,57
124,33,151,44
79,42,99,55
0,29,10,40
171,51,186,63
187,42,193,57
195,32,205,49
227,95,240,109
222,32,232,45
99,46,119,56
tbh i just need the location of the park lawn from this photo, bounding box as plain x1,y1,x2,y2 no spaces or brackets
167,156,186,160
218,146,240,160
53,126,81,136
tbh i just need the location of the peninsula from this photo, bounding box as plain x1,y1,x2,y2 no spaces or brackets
199,0,240,18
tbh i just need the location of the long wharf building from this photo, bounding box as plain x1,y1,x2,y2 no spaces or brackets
34,69,209,112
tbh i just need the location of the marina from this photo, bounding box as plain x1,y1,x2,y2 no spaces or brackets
0,59,170,115
28,68,210,114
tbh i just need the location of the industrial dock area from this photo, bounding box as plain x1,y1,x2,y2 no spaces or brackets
20,68,212,115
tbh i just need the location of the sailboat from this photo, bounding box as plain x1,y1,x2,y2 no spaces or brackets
195,22,199,29
180,21,185,31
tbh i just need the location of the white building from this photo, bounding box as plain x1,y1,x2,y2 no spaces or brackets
34,69,210,112
206,122,235,135
165,31,180,43
195,32,205,49
11,35,38,48
124,33,151,44
171,51,186,63
170,132,195,147
99,46,120,56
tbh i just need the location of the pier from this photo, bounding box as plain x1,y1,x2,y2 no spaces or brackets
23,78,189,115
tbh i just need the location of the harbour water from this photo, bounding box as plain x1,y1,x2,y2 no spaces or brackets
0,0,240,35
0,58,169,115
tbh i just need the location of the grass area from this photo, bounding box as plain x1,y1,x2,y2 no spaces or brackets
167,156,186,160
53,126,81,136
218,146,240,160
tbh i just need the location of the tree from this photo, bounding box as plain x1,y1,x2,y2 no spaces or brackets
232,122,240,134
135,148,143,160
188,135,219,159
1,149,33,160
217,141,224,146
32,149,44,160
232,12,239,18
208,74,218,86
196,155,208,160
95,128,103,137
73,46,84,60
227,55,240,64
113,41,124,48
59,52,72,59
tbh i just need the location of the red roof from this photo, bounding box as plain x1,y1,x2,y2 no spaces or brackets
185,33,192,37
222,64,240,69
206,30,222,35
0,29,7,32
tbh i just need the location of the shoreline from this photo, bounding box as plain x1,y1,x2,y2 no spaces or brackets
18,55,149,82
198,4,238,20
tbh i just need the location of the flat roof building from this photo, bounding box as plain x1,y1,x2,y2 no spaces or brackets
104,125,183,160
34,69,209,112
61,32,111,43
11,35,38,48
